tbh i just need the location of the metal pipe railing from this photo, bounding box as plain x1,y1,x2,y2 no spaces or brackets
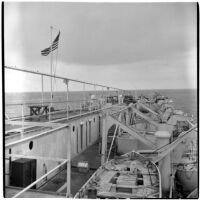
6,102,102,121
5,98,103,107
5,153,67,163
5,124,68,148
5,65,123,91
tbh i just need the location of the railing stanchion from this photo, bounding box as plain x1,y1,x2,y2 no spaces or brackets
21,104,24,136
63,79,69,120
49,103,51,121
41,75,44,106
66,126,71,197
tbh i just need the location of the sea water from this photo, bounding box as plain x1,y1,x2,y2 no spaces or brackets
5,89,197,120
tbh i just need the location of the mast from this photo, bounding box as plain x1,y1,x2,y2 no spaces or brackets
50,26,53,120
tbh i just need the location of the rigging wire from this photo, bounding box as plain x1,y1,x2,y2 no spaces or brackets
53,48,59,93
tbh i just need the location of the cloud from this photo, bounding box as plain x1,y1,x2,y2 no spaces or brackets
4,2,197,91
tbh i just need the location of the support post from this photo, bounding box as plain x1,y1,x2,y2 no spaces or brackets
102,87,104,100
155,127,171,194
80,103,82,115
66,126,71,197
63,79,69,119
107,125,118,162
21,104,24,136
118,112,122,135
126,110,130,126
83,82,86,109
48,103,51,121
67,82,69,119
117,90,119,104
49,26,53,121
101,112,108,165
107,87,110,98
41,75,44,106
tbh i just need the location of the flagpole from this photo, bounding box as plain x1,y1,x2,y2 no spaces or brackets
49,26,53,121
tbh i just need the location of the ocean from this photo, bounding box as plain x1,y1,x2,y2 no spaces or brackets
5,89,197,121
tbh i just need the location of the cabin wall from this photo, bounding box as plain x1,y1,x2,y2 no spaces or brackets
5,127,69,188
5,113,102,188
70,113,101,157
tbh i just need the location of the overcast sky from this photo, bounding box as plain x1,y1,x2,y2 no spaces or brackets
4,2,197,92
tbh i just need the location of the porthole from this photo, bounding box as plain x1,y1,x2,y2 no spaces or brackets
73,125,75,132
29,141,33,150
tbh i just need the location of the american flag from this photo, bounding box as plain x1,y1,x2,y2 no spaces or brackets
41,31,60,56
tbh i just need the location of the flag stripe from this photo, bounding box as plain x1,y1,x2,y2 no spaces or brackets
41,44,58,55
41,31,60,56
41,45,58,55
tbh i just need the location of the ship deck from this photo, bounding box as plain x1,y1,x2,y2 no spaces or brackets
39,141,101,196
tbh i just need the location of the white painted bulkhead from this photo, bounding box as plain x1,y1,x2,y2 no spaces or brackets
5,113,102,188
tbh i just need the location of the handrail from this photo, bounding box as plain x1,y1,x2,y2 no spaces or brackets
5,105,113,131
5,65,123,91
6,103,102,121
49,105,113,123
5,98,103,106
5,124,69,148
5,153,66,162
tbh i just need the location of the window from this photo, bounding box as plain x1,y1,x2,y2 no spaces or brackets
29,141,33,150
73,125,75,132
